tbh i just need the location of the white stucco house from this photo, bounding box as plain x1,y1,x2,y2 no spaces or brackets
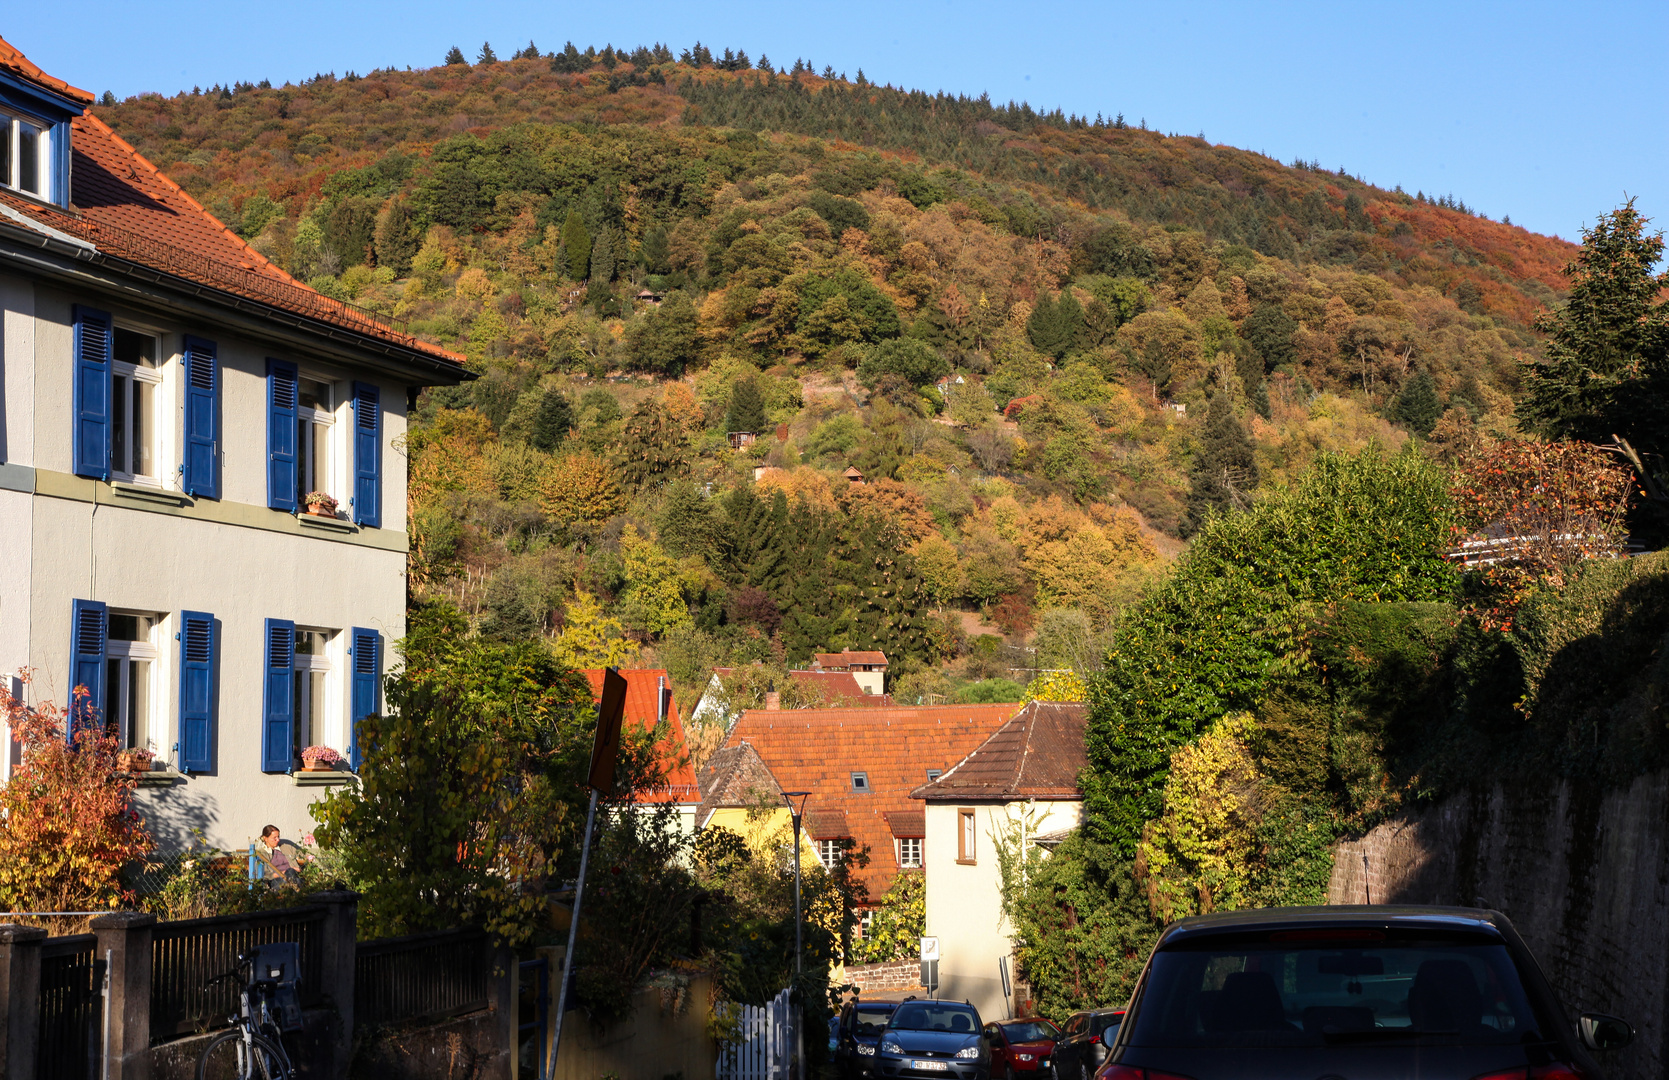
0,37,466,852
911,701,1091,1021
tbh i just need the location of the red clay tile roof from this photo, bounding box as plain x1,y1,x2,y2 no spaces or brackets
805,808,850,839
0,39,461,372
813,650,890,669
583,669,697,803
911,701,1090,802
709,668,892,708
694,742,785,824
723,703,1019,900
884,810,926,838
0,35,92,104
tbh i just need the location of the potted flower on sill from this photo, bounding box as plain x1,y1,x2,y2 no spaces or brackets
302,491,338,517
300,745,343,772
118,747,155,773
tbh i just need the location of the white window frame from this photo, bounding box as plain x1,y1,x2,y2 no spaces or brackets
292,626,338,755
106,613,160,753
1,673,21,782
897,836,923,869
110,326,165,486
816,838,842,869
296,373,341,507
0,112,50,197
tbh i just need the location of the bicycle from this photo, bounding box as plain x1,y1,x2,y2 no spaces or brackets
195,944,302,1080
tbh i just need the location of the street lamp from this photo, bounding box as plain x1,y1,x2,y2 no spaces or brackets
784,790,812,1080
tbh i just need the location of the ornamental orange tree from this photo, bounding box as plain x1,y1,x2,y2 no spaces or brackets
0,675,153,911
1449,439,1635,631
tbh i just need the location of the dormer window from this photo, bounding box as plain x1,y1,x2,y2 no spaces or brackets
0,112,49,197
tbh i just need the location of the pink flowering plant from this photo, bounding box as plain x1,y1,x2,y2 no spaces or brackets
300,745,343,766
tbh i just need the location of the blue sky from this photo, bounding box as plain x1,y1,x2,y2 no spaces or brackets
7,1,1665,246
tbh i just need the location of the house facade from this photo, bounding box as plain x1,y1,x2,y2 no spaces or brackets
0,38,464,852
911,702,1091,1021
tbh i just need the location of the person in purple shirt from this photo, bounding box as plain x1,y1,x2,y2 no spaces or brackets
257,825,303,885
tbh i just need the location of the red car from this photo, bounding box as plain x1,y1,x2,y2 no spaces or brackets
982,1019,1063,1080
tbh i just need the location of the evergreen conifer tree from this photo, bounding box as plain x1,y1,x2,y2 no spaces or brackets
477,42,498,65
590,226,615,284
1391,372,1442,436
717,487,793,594
562,209,591,281
725,376,768,433
640,225,670,274
1183,396,1259,537
614,401,689,491
530,389,574,451
656,481,718,559
444,46,467,66
373,197,418,276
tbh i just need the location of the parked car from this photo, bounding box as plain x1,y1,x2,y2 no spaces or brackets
983,1018,1062,1079
1096,905,1634,1080
835,999,902,1080
1053,1009,1125,1080
876,999,990,1080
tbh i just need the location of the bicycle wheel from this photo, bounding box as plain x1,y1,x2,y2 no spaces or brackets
197,1029,290,1080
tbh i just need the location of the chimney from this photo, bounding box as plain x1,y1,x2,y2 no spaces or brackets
657,675,668,724
764,691,781,710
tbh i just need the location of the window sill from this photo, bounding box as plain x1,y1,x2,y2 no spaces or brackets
111,481,193,508
293,770,356,786
123,765,184,788
955,858,976,866
297,513,357,535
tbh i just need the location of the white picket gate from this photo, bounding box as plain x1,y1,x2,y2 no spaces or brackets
716,987,797,1080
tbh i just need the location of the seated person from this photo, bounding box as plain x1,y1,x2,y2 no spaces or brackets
253,825,304,885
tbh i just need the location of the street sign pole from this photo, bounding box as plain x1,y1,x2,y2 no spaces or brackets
545,667,628,1080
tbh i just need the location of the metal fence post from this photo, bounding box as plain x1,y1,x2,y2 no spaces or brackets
90,912,154,1080
487,940,516,1080
0,924,47,1080
307,891,358,1080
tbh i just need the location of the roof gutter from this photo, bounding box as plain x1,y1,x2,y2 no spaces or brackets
0,220,471,386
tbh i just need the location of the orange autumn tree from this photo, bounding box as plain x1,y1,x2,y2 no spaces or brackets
1449,439,1635,631
0,675,153,911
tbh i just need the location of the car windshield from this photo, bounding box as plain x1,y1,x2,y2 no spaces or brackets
1128,930,1550,1048
891,1003,980,1033
1002,1021,1060,1042
853,1008,895,1037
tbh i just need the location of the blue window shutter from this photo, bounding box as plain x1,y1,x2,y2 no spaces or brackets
177,611,216,772
349,627,381,771
72,306,112,480
68,599,107,746
351,381,381,527
182,335,220,499
267,360,298,511
261,618,295,773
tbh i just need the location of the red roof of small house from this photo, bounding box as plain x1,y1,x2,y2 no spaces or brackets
0,38,461,373
583,669,698,803
710,668,892,708
911,701,1090,802
0,35,92,103
813,650,890,670
723,703,1019,899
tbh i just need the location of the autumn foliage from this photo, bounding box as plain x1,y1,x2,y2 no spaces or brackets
1449,439,1636,630
0,676,154,912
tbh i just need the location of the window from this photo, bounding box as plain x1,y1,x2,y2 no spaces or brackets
926,769,942,782
817,839,843,869
292,628,335,758
0,113,48,196
110,328,161,482
105,612,158,752
850,771,869,793
858,909,874,939
898,837,923,868
958,808,977,864
297,378,335,507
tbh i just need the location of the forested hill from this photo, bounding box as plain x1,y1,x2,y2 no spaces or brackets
95,50,1572,328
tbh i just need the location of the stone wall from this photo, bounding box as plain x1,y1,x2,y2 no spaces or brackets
842,958,927,995
1327,771,1669,1080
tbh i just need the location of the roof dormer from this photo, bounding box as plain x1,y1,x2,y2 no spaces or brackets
0,36,92,209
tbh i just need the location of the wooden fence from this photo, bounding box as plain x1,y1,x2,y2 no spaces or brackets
716,987,795,1080
354,926,492,1029
148,905,327,1042
35,933,102,1080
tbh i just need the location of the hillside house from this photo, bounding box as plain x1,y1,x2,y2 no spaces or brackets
910,701,1090,1020
810,649,889,696
687,665,892,729
720,703,1019,916
0,38,466,851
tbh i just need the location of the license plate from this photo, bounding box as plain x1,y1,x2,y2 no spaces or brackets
911,1062,950,1071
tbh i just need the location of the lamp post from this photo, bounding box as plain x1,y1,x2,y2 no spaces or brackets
784,790,812,1080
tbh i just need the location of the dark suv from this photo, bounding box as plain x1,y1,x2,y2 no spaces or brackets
1099,905,1633,1080
836,999,902,1080
1053,1009,1125,1080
